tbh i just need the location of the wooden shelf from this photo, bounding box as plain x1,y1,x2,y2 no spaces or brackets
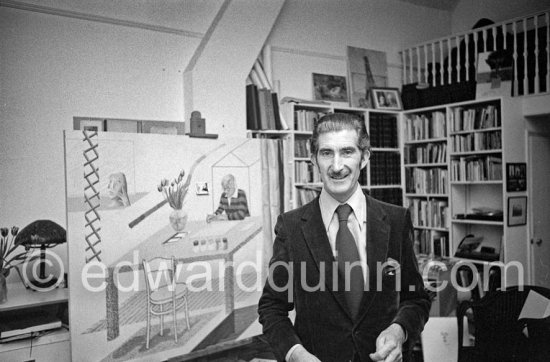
405,193,448,198
449,126,501,135
404,137,447,144
405,163,447,168
0,283,68,312
451,219,503,226
450,180,502,185
450,149,502,156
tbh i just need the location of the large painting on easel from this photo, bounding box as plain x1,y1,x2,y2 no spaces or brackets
64,130,267,361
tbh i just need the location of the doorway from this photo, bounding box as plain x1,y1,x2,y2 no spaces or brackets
528,126,550,288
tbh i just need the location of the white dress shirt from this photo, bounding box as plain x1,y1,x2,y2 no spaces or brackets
319,183,368,284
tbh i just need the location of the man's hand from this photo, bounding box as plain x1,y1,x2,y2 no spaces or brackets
369,323,405,362
288,345,321,362
206,213,228,223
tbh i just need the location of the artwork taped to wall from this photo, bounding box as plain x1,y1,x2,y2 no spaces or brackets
346,46,388,108
64,130,270,361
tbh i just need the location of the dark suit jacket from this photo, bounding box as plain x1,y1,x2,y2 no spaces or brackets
258,193,430,362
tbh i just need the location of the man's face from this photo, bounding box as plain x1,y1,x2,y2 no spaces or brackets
107,176,122,200
223,180,236,197
312,129,369,203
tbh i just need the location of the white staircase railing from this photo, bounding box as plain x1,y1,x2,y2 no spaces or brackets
401,9,549,97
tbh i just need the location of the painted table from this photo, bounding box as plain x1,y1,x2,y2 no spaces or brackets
105,216,262,340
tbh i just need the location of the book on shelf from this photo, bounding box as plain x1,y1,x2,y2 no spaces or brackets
404,111,446,141
296,186,321,207
261,88,276,130
370,113,398,148
450,155,502,181
369,187,402,206
370,152,401,185
450,102,500,132
246,85,288,131
246,84,261,131
271,92,289,130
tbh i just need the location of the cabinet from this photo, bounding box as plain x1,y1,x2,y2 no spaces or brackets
283,102,402,210
403,97,528,284
0,283,70,361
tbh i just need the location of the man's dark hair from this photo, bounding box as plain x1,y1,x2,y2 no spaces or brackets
310,112,370,158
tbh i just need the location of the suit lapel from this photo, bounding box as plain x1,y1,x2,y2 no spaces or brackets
357,195,390,323
301,198,350,318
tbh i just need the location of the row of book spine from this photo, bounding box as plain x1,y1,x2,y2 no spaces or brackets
246,84,289,131
370,152,401,185
450,155,502,181
450,131,501,153
294,138,311,157
369,114,398,148
405,167,448,194
294,110,327,131
295,161,320,183
296,187,320,207
449,104,500,132
404,111,446,141
404,142,447,164
413,229,449,257
408,198,449,229
369,188,403,207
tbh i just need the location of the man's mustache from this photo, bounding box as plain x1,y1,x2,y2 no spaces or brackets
328,169,349,178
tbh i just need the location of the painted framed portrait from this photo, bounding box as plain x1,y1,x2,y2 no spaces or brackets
312,73,349,102
371,88,403,110
508,196,527,226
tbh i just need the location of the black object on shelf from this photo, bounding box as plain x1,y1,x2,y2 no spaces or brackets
15,220,66,290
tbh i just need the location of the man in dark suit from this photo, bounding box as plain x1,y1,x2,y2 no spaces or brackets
258,113,430,362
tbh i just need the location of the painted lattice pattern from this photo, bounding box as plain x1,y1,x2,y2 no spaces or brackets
83,129,102,263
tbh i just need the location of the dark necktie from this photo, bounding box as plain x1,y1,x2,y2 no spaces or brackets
335,204,364,319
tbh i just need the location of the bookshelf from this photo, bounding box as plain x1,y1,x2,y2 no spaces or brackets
282,101,402,210
448,99,506,267
402,97,528,282
402,106,450,257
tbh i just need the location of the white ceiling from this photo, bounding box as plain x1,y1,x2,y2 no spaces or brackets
398,0,460,11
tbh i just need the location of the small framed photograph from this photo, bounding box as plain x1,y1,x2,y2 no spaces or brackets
79,119,106,132
507,196,527,226
506,162,526,192
371,88,403,110
195,182,209,195
312,73,349,102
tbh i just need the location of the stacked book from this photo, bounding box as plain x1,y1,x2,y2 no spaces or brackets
246,84,288,131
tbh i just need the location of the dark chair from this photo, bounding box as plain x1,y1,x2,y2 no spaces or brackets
457,285,550,362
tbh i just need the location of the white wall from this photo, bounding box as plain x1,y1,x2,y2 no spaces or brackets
0,6,200,228
266,0,452,99
1,0,455,283
452,0,550,33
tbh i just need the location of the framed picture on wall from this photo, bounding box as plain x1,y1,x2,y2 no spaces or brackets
507,196,527,226
506,162,527,192
78,119,106,132
312,73,349,102
346,46,388,108
371,88,402,110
